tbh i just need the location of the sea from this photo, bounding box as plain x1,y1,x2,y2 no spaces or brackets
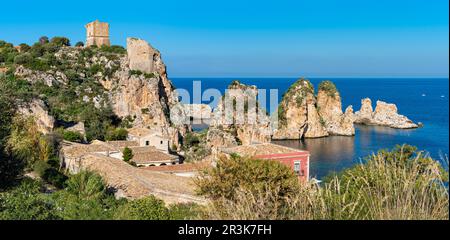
171,78,449,179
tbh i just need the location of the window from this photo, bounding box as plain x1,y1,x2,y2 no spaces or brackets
145,141,150,146
160,141,163,144
294,161,301,175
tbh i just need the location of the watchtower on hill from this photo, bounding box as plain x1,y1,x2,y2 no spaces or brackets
85,20,110,47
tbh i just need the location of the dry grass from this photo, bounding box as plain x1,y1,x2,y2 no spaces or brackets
201,146,449,220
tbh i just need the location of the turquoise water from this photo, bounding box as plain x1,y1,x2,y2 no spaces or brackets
172,78,449,179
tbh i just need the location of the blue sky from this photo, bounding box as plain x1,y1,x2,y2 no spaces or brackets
0,0,448,77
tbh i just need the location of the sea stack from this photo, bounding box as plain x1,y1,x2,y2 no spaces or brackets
272,78,329,139
354,98,419,129
316,80,355,136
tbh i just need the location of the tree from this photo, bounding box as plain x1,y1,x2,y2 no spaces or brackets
62,130,84,143
105,128,128,141
0,74,25,188
114,195,170,220
39,36,49,44
122,147,133,162
0,178,60,220
50,37,70,46
18,43,31,52
6,116,45,168
52,171,124,220
65,171,106,201
75,41,84,47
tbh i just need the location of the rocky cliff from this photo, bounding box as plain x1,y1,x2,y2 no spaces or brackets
8,37,186,145
354,98,418,129
17,99,55,134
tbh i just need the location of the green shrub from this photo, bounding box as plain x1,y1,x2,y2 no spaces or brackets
65,171,107,201
50,37,70,46
75,41,84,47
105,128,128,141
129,69,143,76
115,195,171,220
33,160,51,177
169,203,203,220
13,53,32,65
52,172,124,220
62,130,84,143
122,147,133,162
183,132,200,148
99,45,126,54
39,36,49,44
318,80,338,98
18,43,31,52
0,178,60,220
42,168,68,189
196,154,299,202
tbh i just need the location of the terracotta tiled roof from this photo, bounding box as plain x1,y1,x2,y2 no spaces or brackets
131,150,179,164
221,143,309,157
77,153,205,204
144,160,212,172
118,146,179,164
107,140,139,148
127,127,154,137
62,140,116,158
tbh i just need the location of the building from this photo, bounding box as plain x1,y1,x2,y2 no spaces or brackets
220,143,310,182
61,139,179,170
127,127,170,153
85,20,110,47
59,140,203,204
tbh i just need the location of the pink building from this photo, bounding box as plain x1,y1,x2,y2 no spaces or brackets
221,143,310,182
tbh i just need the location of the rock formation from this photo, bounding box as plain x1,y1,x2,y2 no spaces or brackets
354,98,418,129
272,79,328,139
14,65,68,86
65,122,87,141
316,81,355,136
17,99,55,134
10,36,186,147
209,80,272,146
127,37,155,73
181,104,212,120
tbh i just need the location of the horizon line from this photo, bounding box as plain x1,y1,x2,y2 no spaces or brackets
169,76,450,79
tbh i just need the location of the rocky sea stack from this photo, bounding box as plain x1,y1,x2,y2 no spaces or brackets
208,80,272,150
354,98,419,129
273,78,354,139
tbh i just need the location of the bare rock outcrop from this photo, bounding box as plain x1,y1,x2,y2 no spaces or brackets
18,99,55,134
206,128,239,155
316,81,355,136
65,122,87,141
354,98,418,129
272,79,328,139
210,80,272,146
95,37,186,147
127,37,155,73
14,65,68,86
181,104,212,120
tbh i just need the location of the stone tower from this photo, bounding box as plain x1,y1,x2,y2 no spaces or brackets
85,20,110,47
